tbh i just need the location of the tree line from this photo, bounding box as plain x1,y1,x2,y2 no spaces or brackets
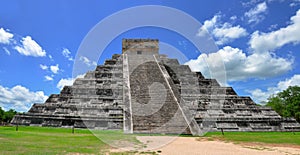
266,85,300,122
0,107,17,125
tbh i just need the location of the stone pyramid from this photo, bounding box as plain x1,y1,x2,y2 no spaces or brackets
12,39,300,135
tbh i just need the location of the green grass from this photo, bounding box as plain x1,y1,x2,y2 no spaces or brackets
0,126,158,155
203,131,300,145
1,126,300,154
0,126,112,155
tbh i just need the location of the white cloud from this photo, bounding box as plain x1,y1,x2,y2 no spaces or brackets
14,36,46,57
213,24,247,39
39,64,48,70
244,2,267,24
44,75,53,81
248,89,269,103
191,9,299,87
197,14,248,45
242,0,261,7
197,14,220,37
276,75,300,90
3,47,10,55
0,28,13,44
250,9,300,53
230,16,237,21
202,14,219,31
50,64,59,74
0,85,48,112
62,48,74,61
48,54,54,61
185,46,293,82
290,0,300,7
79,56,97,67
56,74,85,90
213,23,248,45
56,78,73,90
268,24,278,31
248,74,300,103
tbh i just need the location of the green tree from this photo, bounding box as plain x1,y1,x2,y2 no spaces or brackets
0,107,4,122
267,86,300,122
3,109,17,123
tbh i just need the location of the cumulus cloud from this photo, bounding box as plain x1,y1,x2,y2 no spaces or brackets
197,14,248,45
80,56,97,67
50,64,59,74
44,75,53,81
0,28,13,44
248,74,300,103
0,85,48,112
56,78,73,90
56,74,85,90
14,36,46,57
39,64,48,70
249,9,300,53
213,24,248,45
200,14,219,31
190,9,300,83
62,48,74,61
244,2,268,24
185,46,293,82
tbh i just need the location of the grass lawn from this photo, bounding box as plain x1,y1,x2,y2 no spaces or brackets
0,126,112,155
0,126,159,155
1,126,300,154
204,131,300,145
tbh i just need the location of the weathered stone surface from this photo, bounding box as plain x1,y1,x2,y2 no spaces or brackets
11,39,300,134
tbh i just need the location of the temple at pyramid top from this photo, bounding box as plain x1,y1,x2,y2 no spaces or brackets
12,38,300,135
122,39,159,54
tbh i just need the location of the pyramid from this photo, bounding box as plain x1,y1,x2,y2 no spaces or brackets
12,39,300,135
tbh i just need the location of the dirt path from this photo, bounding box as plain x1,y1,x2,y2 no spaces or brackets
110,136,300,155
153,137,300,155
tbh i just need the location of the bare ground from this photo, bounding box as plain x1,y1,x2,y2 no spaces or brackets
110,136,300,155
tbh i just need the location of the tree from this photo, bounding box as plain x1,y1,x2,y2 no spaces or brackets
3,109,17,123
0,107,4,122
0,107,18,124
266,86,300,122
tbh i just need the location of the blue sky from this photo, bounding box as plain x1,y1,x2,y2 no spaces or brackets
1,0,300,111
